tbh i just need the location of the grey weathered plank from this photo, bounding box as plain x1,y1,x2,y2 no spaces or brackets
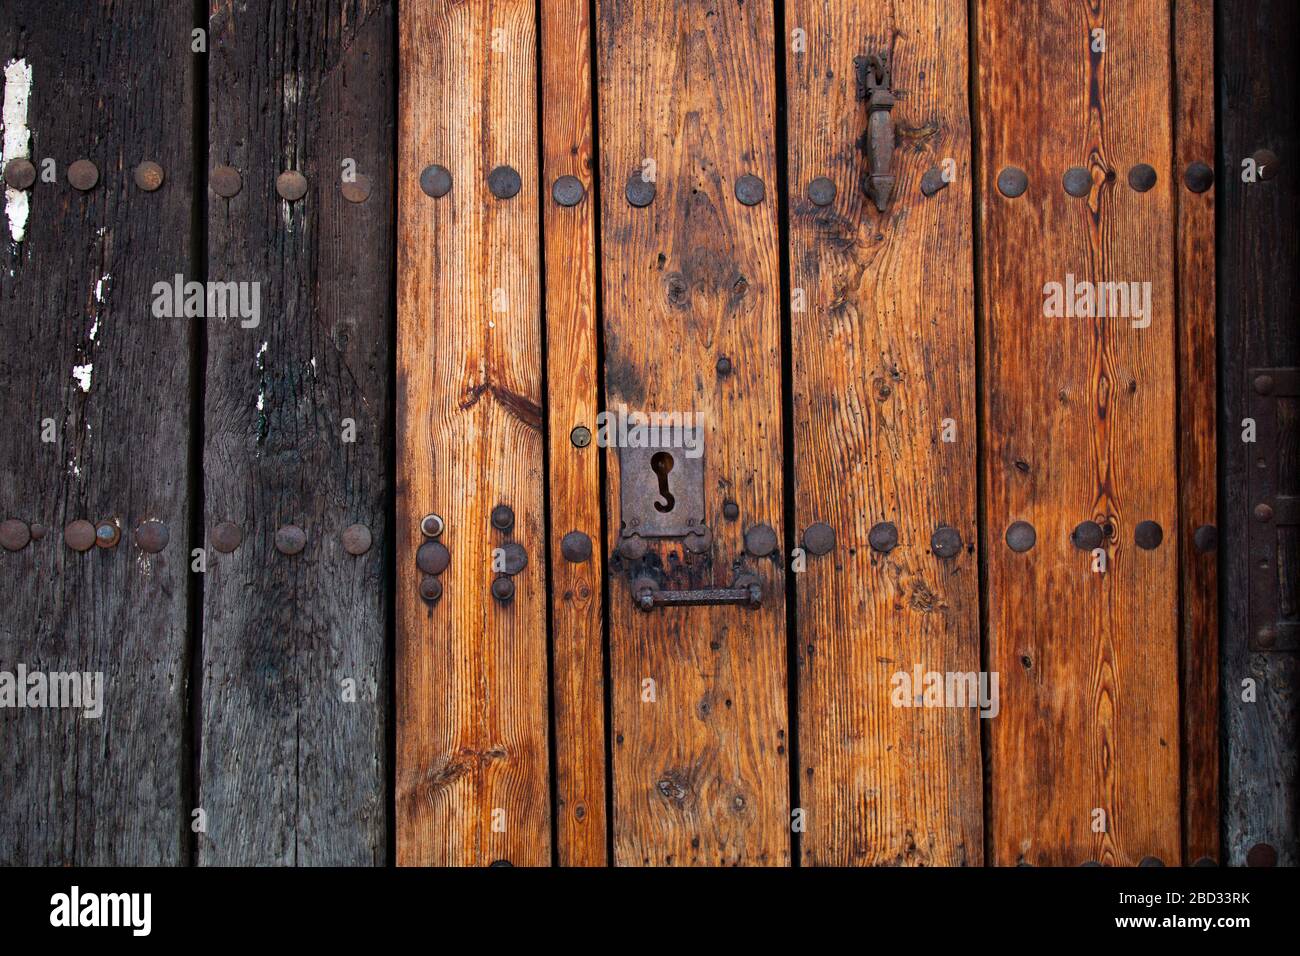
0,0,193,864
199,0,392,865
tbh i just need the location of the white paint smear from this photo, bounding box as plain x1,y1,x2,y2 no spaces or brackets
71,363,93,392
2,58,33,243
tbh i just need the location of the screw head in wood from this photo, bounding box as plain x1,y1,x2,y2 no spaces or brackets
1005,520,1036,553
722,500,740,522
342,523,372,556
67,159,99,191
1252,149,1279,181
1193,524,1217,553
94,520,121,548
1134,520,1163,549
134,519,169,553
1071,520,1104,551
1184,161,1214,193
734,174,765,206
341,173,372,203
1128,163,1158,192
560,530,592,563
500,541,528,575
64,519,96,552
807,176,836,206
552,174,585,207
210,165,242,198
490,504,515,532
416,540,451,575
0,518,31,551
570,425,592,448
134,161,165,192
487,165,521,199
930,525,962,558
1062,166,1092,198
920,167,948,197
211,521,242,553
275,524,307,555
420,164,452,198
625,172,655,208
419,575,443,603
803,522,836,556
868,521,899,554
997,166,1028,198
3,157,36,190
276,170,308,202
1246,843,1278,867
491,576,515,603
744,523,778,557
420,513,445,537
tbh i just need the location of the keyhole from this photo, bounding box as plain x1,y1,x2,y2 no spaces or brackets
651,451,676,513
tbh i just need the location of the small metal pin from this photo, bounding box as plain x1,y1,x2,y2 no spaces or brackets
920,167,948,197
1128,163,1158,192
211,521,243,553
625,172,655,208
341,174,372,204
276,170,309,202
734,174,765,206
803,522,836,556
3,157,37,190
997,166,1028,198
1193,524,1217,553
807,176,836,206
1134,520,1163,550
64,519,97,552
67,159,99,191
560,531,592,563
275,525,307,555
1071,520,1104,551
491,576,516,603
490,504,515,532
29,523,46,540
1062,166,1092,198
552,174,586,207
0,518,31,551
420,164,452,198
868,521,899,554
210,165,242,198
487,165,522,200
930,525,962,558
134,161,165,192
134,519,170,553
342,523,372,556
420,513,445,537
416,540,451,575
744,523,778,557
1184,161,1214,193
1005,520,1036,553
570,425,592,448
419,575,443,603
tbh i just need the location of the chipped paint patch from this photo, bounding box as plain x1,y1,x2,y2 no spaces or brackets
2,58,34,243
71,363,93,392
94,273,111,303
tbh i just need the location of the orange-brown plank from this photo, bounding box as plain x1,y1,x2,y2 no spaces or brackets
784,0,983,866
541,0,608,867
977,0,1182,865
396,0,551,867
1174,0,1217,866
596,0,789,865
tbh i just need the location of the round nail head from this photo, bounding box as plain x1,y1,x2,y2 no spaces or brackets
560,530,592,563
416,540,451,576
68,159,99,191
570,425,592,448
1134,520,1163,550
1252,149,1280,181
1254,503,1274,523
744,523,778,557
342,523,372,556
134,519,170,553
1128,163,1158,192
997,166,1028,198
491,576,515,603
920,167,948,197
0,518,31,551
722,500,740,522
618,535,648,561
95,521,121,548
420,513,445,538
1246,843,1277,867
716,356,733,376
419,575,443,603
1184,161,1214,193
803,521,836,556
210,165,242,198
3,157,37,190
1006,520,1036,553
275,524,307,555
420,164,452,198
277,170,308,202
1071,520,1104,551
500,542,528,575
341,173,372,204
211,521,242,553
868,521,899,554
1062,166,1092,197
552,174,586,207
1138,856,1164,867
487,165,521,200
1193,524,1217,553
64,519,96,552
134,161,165,192
931,525,963,559
684,526,713,554
1192,857,1217,867
625,172,655,208
735,174,765,206
807,176,836,206
491,504,515,532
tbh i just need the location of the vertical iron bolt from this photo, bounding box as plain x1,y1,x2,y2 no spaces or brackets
416,540,451,575
210,165,242,198
744,523,778,557
134,519,170,553
276,170,309,202
552,175,586,207
342,524,373,556
722,500,740,522
716,355,733,376
997,166,1028,198
490,504,515,532
3,158,36,190
420,513,445,537
419,575,443,604
134,161,165,192
1184,162,1214,193
570,425,592,448
1134,520,1164,550
1005,520,1036,553
211,521,243,553
1071,520,1104,551
1193,524,1217,553
94,521,121,549
491,576,516,604
930,525,963,558
420,164,452,198
1062,166,1092,197
734,174,765,206
275,525,307,555
868,521,899,554
625,172,655,207
0,519,32,551
920,167,949,197
64,520,97,552
560,531,592,563
803,522,836,556
807,176,836,206
487,165,522,199
341,174,372,203
1128,163,1158,192
67,159,99,191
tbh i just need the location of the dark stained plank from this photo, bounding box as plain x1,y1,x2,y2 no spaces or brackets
199,0,392,865
976,0,1182,865
0,0,192,863
596,0,789,866
541,0,607,866
395,0,551,867
784,0,984,866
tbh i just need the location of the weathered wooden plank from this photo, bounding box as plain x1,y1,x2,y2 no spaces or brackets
395,0,551,867
976,0,1182,865
0,0,192,864
199,0,392,865
784,0,983,866
541,0,607,867
1173,0,1218,866
1219,0,1299,868
596,0,789,866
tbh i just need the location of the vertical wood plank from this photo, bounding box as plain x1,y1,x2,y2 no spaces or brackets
541,0,608,866
396,0,551,867
976,0,1182,866
0,0,192,864
596,0,789,866
784,0,983,865
1173,0,1218,866
200,0,392,865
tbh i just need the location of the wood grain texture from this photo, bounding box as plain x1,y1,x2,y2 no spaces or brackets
0,0,192,864
785,0,983,866
396,0,551,867
200,0,391,865
1219,0,1299,867
976,0,1182,866
541,0,608,867
596,0,789,866
1173,0,1217,866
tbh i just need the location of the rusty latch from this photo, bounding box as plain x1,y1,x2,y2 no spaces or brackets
855,53,896,212
631,573,762,612
1249,367,1300,652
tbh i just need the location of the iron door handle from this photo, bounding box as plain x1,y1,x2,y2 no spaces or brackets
856,53,896,211
631,574,762,612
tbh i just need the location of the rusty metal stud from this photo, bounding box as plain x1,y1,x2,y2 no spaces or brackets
1184,161,1214,193
95,521,121,549
684,526,713,554
807,176,836,206
276,170,308,202
500,541,528,575
29,523,46,540
275,524,307,555
744,523,778,557
997,166,1028,198
1257,625,1278,649
342,523,372,556
211,521,242,553
490,504,515,532
931,525,962,559
618,535,648,561
134,519,169,553
417,540,451,575
0,518,31,551
1128,163,1157,192
210,165,242,198
1134,520,1163,550
491,576,516,603
420,513,445,537
803,522,835,556
722,500,740,522
487,165,521,199
134,161,165,192
419,575,443,603
67,159,99,191
1062,166,1092,197
3,157,37,190
1138,856,1164,867
64,519,96,552
341,173,372,204
1071,520,1104,551
1246,843,1277,867
715,355,733,376
734,174,765,206
920,167,948,197
625,172,655,208
1193,524,1217,553
1254,373,1275,395
560,530,592,563
489,859,513,867
1192,857,1217,867
1254,503,1274,522
1080,860,1101,867
552,174,585,207
1252,149,1279,181
1005,520,1036,553
570,425,592,448
420,164,452,198
868,521,899,554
